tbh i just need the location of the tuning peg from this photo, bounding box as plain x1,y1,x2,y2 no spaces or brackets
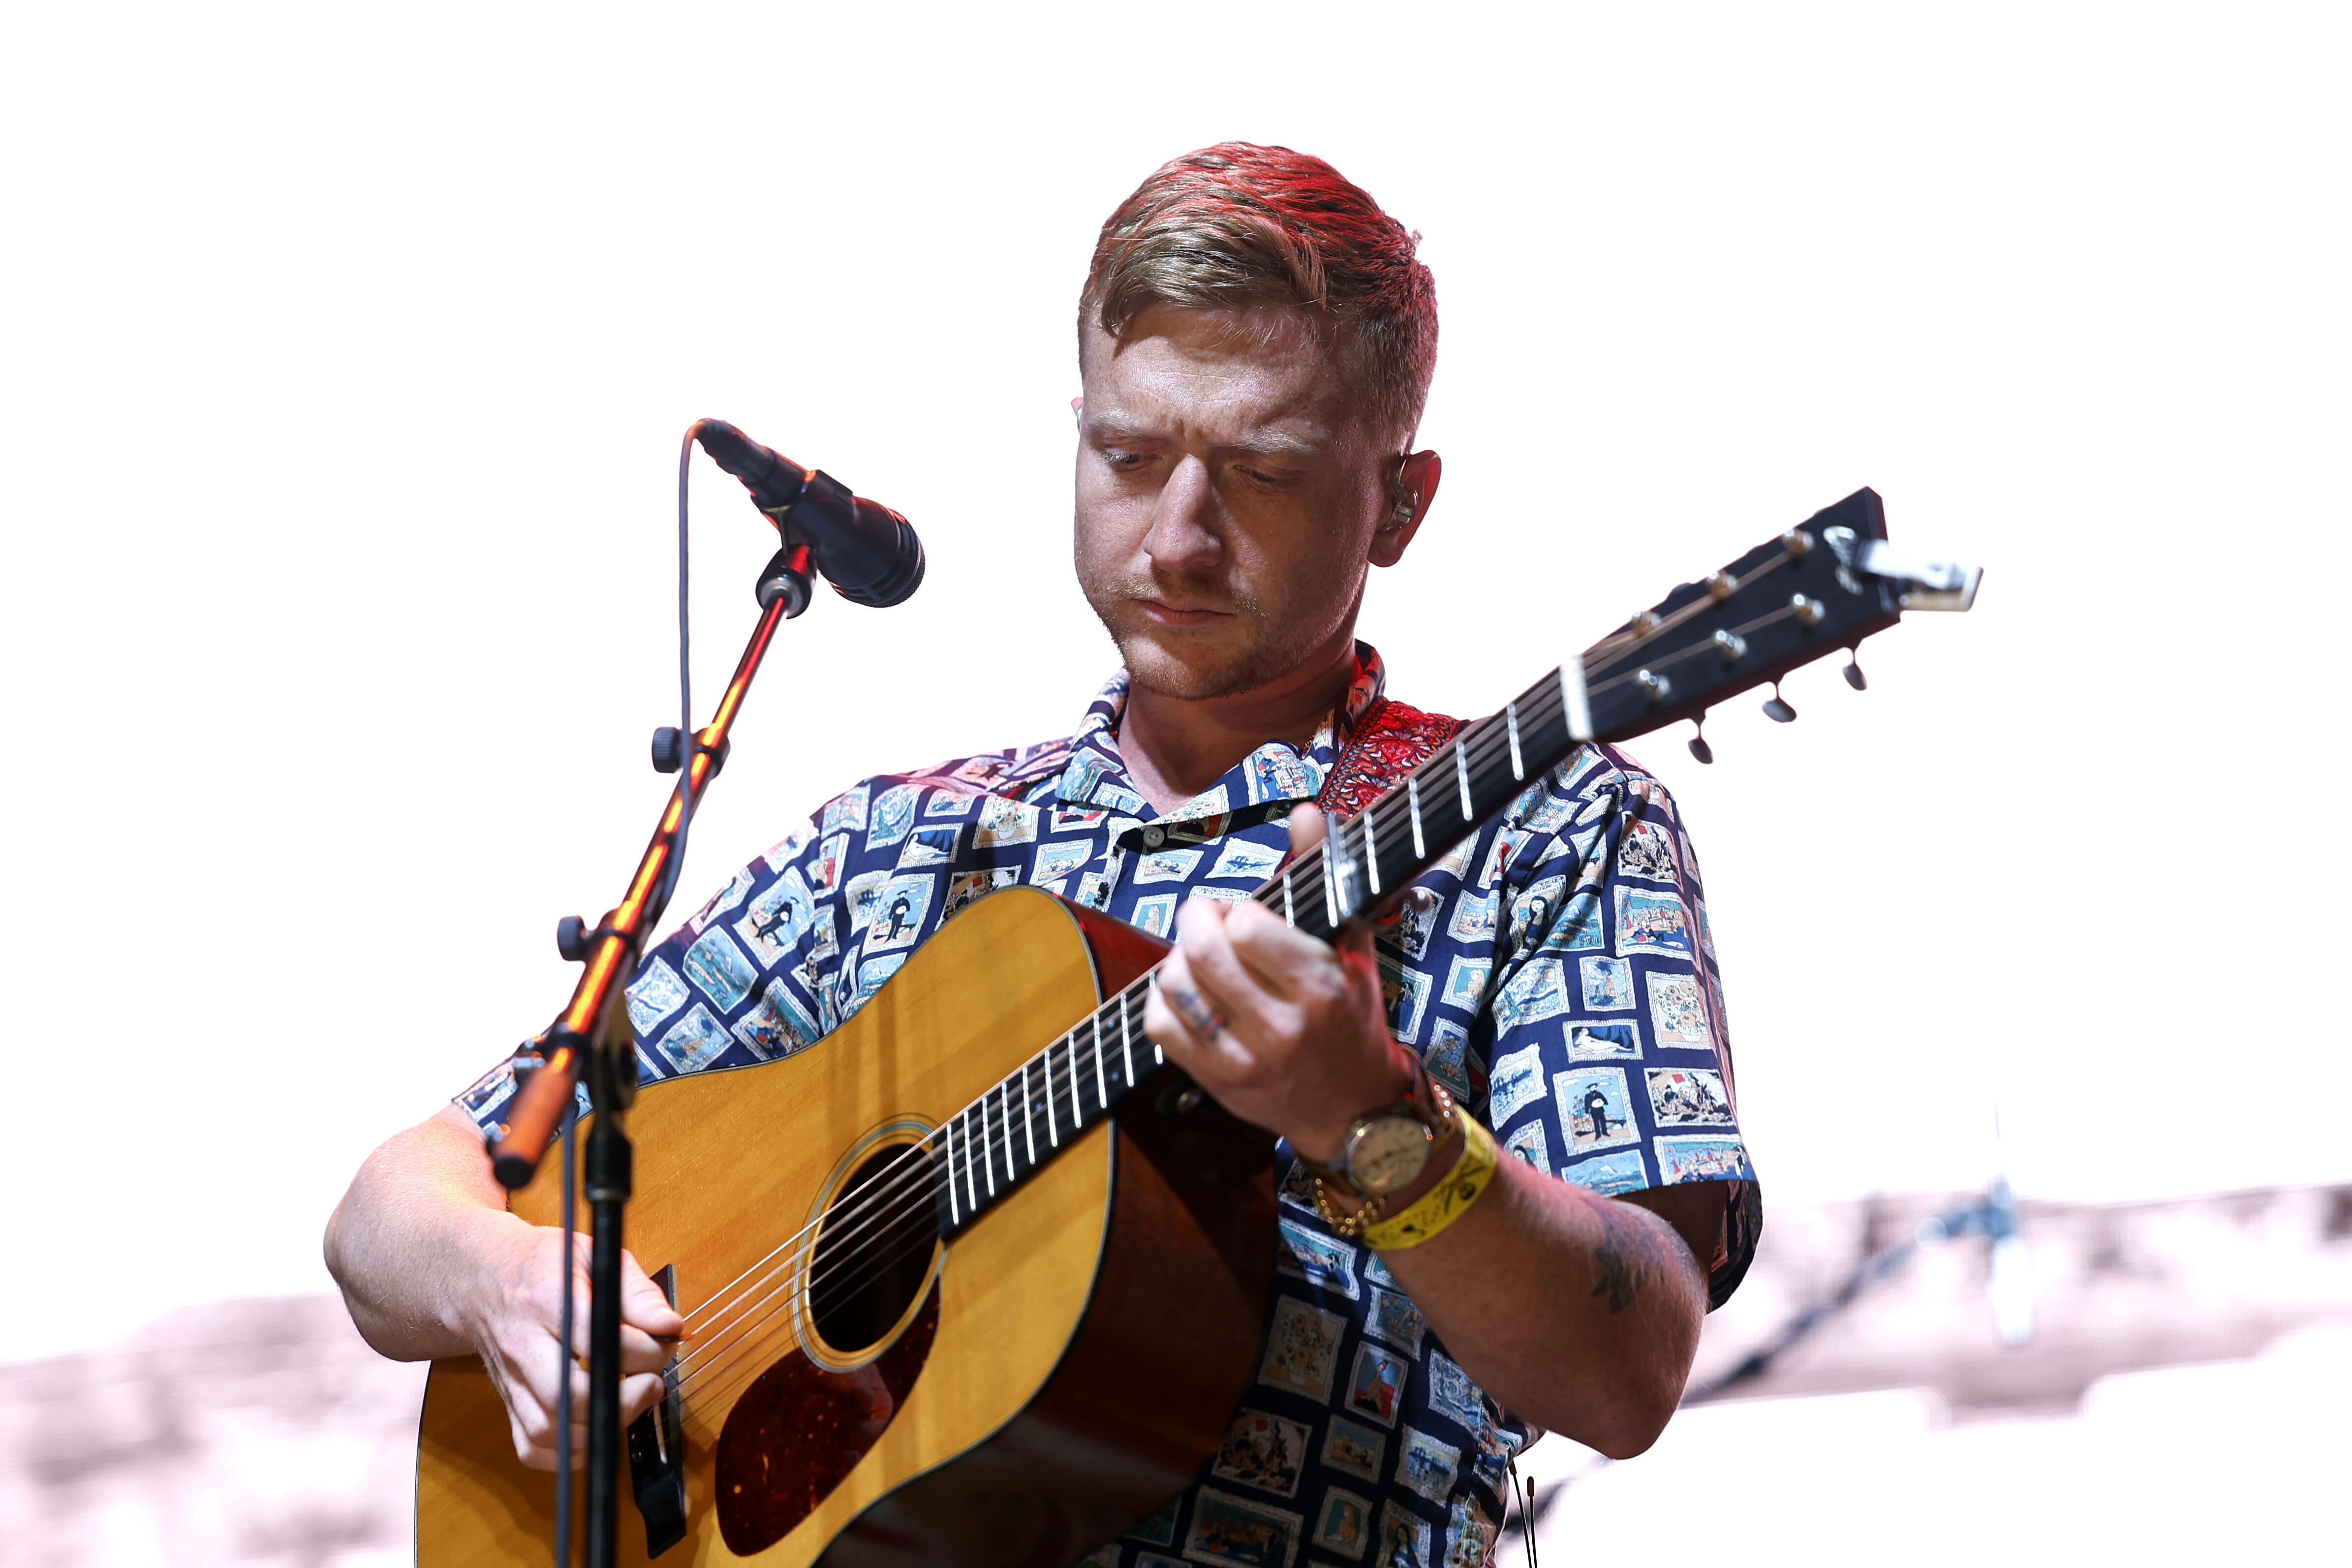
1843,649,1868,691
1762,683,1797,723
1687,715,1714,765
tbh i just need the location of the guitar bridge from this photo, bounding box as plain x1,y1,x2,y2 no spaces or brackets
627,1263,688,1557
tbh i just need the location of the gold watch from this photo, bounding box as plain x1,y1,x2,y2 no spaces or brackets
1303,1059,1455,1199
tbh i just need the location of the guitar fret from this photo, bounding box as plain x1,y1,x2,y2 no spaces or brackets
1560,658,1593,743
981,1089,996,1187
961,1111,978,1214
1001,1087,1016,1182
999,1081,1017,1181
1001,1089,1016,1183
1506,701,1524,780
988,1085,1004,1184
1455,735,1473,820
1407,774,1424,858
943,1120,960,1226
1044,1040,1060,1147
1118,1000,1134,1087
1145,989,1163,1063
1362,809,1381,897
1021,1062,1036,1166
1320,844,1339,928
1002,1086,1021,1185
1283,867,1296,925
1092,1018,1107,1114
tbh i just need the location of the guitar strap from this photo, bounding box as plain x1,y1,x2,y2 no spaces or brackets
1315,696,1468,823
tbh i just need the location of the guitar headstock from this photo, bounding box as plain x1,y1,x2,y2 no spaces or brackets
1255,485,1981,941
1578,487,1981,748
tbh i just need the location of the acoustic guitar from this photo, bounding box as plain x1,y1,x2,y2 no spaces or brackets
414,489,1976,1567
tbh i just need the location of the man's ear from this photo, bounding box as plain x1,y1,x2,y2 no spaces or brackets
1371,450,1442,568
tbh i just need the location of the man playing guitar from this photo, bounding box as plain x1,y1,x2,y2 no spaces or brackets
327,141,1759,1565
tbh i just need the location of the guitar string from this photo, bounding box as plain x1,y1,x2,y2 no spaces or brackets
1579,548,1801,681
668,946,1165,1340
695,984,1161,1370
668,674,1578,1383
667,589,1839,1393
672,977,1155,1373
673,989,1149,1397
679,1046,1130,1403
669,1035,1097,1377
671,1031,1088,1356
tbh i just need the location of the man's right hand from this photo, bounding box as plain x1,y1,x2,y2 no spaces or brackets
462,1216,687,1471
325,1103,687,1472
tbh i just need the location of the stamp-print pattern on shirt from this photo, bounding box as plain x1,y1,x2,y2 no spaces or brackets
449,643,1759,1564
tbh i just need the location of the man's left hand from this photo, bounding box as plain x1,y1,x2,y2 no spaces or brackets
1142,804,1410,1164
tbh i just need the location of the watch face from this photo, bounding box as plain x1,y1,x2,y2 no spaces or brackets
1349,1117,1434,1195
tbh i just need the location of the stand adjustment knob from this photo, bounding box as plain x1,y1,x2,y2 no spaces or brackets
650,726,731,777
556,914,589,962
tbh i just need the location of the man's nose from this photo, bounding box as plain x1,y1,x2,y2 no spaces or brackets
1142,454,1222,575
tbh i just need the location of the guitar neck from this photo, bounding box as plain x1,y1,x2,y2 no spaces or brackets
932,486,1966,1239
1261,663,1590,944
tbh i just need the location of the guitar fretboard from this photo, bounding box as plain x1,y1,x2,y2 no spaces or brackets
931,659,1595,1240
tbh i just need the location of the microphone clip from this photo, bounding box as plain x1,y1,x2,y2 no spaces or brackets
754,542,814,619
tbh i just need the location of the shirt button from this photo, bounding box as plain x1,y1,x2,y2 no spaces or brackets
1142,826,1166,849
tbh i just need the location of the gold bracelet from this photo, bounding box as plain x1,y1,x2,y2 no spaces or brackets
1312,1180,1389,1240
1359,1113,1497,1252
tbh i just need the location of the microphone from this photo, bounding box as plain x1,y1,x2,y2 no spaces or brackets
694,419,926,607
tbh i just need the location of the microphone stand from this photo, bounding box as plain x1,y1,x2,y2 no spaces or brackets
486,542,814,1568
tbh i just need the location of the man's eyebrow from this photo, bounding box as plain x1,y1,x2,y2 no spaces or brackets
1225,430,1320,458
1084,414,1158,443
1083,411,1321,458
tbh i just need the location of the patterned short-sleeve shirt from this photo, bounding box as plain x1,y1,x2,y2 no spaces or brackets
460,642,1761,1568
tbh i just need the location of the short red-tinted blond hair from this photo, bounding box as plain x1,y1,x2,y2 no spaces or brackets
1081,142,1438,445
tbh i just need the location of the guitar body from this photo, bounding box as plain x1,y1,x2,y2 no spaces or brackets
416,888,1278,1567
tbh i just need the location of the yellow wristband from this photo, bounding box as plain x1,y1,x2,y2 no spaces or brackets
1360,1114,1497,1251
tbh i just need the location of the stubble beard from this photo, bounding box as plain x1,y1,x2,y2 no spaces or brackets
1082,571,1334,703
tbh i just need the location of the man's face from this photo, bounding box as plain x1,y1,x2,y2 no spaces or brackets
1075,305,1393,703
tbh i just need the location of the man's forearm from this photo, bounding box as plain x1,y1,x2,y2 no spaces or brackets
1368,1154,1707,1457
324,1105,526,1362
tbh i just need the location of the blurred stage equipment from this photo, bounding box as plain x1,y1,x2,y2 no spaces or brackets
1506,1169,2037,1554
482,421,924,1568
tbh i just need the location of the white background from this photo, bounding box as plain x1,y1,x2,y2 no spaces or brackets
1,3,2344,1357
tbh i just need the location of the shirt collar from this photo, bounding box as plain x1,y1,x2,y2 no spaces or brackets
1056,642,1390,823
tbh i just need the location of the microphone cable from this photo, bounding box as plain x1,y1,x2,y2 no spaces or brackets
661,425,699,922
554,423,705,1568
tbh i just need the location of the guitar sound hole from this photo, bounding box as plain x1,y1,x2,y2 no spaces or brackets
809,1142,939,1355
